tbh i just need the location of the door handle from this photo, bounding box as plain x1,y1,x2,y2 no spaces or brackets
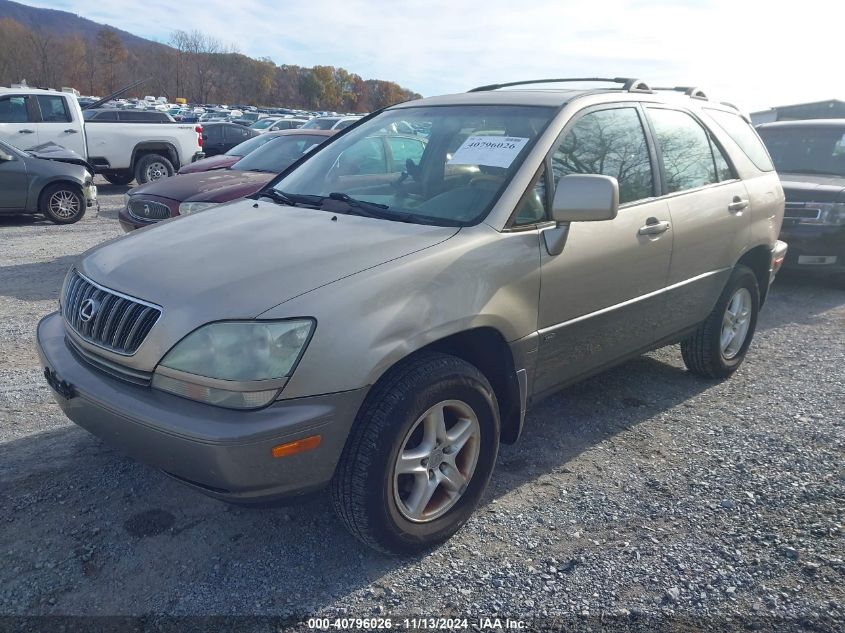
728,197,749,213
638,218,671,236
64,129,78,134
18,129,34,134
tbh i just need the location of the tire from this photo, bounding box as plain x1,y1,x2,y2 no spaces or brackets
681,265,760,379
40,183,86,225
103,171,134,186
331,352,500,555
134,154,175,184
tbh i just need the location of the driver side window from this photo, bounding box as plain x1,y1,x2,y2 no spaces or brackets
512,165,548,226
340,138,386,175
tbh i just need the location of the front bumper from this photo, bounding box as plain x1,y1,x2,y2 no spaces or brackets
84,182,97,208
779,223,845,274
36,312,366,502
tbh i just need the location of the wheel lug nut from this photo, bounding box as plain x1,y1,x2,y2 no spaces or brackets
421,458,429,466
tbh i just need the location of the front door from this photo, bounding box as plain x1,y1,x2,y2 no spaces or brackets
0,149,29,210
533,104,673,395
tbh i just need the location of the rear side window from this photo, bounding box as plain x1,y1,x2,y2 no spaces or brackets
551,107,654,204
705,108,774,171
36,95,71,123
0,96,30,123
647,108,719,193
90,110,118,121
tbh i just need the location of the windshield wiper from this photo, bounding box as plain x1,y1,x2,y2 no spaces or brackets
255,189,322,208
256,189,297,206
320,192,463,226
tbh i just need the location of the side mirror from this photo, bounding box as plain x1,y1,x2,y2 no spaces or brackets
551,174,619,223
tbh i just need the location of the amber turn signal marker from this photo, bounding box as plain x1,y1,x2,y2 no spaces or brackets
272,435,321,458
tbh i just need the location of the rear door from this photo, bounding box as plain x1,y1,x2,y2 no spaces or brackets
202,125,226,155
33,94,86,155
0,94,39,150
643,106,751,339
226,124,253,150
533,104,673,394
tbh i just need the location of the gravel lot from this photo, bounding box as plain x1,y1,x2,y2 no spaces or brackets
1,179,843,632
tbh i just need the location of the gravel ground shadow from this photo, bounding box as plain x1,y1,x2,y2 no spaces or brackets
0,255,81,301
0,350,719,615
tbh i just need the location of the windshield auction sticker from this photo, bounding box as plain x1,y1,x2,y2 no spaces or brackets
447,136,529,168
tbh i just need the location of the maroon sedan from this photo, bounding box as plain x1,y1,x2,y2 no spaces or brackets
177,130,288,174
119,129,335,231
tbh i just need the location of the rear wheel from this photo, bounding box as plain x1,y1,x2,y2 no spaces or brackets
103,171,134,186
331,352,500,555
134,154,174,184
40,183,85,224
681,265,760,378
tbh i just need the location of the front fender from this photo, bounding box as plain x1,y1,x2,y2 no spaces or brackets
267,224,543,400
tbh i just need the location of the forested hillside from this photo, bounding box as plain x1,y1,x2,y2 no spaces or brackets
0,0,420,111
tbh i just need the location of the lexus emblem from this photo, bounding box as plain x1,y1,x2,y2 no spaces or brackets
143,204,151,217
79,298,100,323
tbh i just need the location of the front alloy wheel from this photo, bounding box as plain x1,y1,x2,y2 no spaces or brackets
331,352,500,555
393,400,481,523
40,183,85,224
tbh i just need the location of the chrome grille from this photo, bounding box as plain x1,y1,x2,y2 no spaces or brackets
128,198,171,221
63,270,161,355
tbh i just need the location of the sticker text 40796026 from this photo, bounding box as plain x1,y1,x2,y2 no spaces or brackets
447,136,529,169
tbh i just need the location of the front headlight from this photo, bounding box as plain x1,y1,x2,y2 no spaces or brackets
798,202,845,226
819,202,845,225
179,201,218,215
152,319,315,409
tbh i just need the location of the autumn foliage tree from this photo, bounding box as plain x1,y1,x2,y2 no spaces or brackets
0,17,420,111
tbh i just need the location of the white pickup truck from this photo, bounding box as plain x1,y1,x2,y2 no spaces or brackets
0,87,204,184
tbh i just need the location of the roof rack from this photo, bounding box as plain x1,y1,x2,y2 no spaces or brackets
651,86,708,100
468,77,651,93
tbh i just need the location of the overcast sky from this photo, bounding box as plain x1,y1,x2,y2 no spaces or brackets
17,0,843,112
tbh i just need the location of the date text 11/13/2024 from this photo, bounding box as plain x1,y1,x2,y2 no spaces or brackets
306,617,528,630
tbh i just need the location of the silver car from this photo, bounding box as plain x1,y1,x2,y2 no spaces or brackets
37,79,787,554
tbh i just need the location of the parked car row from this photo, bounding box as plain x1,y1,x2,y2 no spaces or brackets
119,129,336,230
0,86,204,186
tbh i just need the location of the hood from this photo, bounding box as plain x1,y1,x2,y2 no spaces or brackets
79,201,460,324
179,154,240,174
129,169,271,202
778,172,845,203
28,142,94,173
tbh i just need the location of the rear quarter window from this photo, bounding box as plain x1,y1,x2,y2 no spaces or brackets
705,108,774,172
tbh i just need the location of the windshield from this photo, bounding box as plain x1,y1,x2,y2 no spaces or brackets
251,118,278,129
233,134,328,173
758,126,845,177
268,104,556,226
225,133,277,157
301,117,339,130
